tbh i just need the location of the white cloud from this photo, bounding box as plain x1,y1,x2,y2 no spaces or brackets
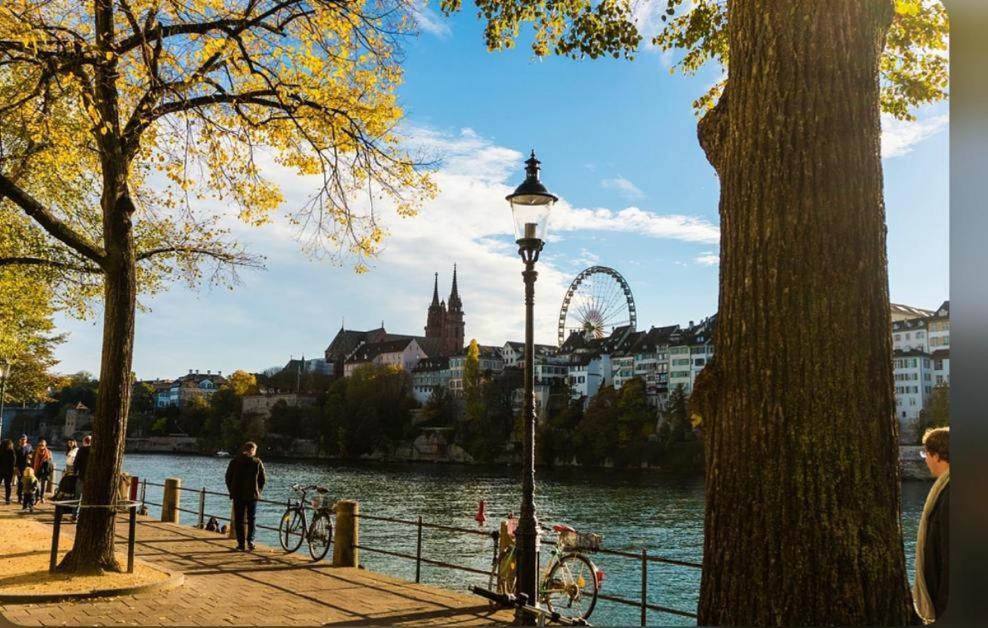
551,206,719,244
601,176,645,200
410,1,451,39
881,112,949,159
694,252,719,266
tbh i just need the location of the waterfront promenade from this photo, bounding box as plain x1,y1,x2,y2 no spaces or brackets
0,507,513,626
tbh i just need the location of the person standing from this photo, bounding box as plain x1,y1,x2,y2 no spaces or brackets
14,435,32,503
914,426,949,623
64,439,79,474
0,439,15,504
31,439,54,504
225,441,266,552
74,435,91,480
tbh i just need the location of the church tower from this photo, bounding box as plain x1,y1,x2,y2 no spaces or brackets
425,272,445,341
443,265,465,356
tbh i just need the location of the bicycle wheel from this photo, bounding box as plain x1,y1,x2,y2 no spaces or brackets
307,512,333,561
542,553,599,621
488,546,517,607
279,507,306,553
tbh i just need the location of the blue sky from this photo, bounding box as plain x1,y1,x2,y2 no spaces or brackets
51,6,949,380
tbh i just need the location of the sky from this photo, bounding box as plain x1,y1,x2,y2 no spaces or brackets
51,5,950,380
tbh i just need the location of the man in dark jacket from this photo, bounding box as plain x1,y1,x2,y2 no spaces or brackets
74,435,92,479
225,441,266,551
914,426,949,622
14,435,32,503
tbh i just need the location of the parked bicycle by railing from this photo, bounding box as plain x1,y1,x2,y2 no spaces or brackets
489,516,604,622
278,483,335,561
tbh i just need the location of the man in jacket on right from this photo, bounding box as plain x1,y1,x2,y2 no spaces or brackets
225,441,266,552
914,426,949,623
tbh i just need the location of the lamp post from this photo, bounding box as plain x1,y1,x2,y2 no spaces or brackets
0,359,10,441
506,151,558,623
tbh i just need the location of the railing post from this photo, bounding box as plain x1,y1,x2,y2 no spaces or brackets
333,500,359,568
49,506,63,573
161,477,181,523
640,547,648,626
198,487,206,528
140,478,148,515
127,505,137,573
415,515,423,583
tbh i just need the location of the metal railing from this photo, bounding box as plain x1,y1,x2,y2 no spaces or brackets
353,513,701,623
48,499,141,574
130,475,700,623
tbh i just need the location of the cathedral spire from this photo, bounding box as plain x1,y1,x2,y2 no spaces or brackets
431,272,440,307
448,264,462,311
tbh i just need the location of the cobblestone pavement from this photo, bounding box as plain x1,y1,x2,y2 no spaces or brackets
0,508,512,626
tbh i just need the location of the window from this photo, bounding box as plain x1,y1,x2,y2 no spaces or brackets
905,333,911,340
694,358,705,366
894,334,901,341
918,332,925,338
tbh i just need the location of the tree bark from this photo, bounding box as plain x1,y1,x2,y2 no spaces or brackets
58,0,136,574
692,1,916,624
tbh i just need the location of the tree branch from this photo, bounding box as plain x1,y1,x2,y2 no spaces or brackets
0,173,106,264
135,245,262,268
0,256,103,274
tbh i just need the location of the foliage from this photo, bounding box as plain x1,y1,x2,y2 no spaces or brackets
418,386,459,428
915,383,949,443
572,385,619,465
323,364,414,457
663,384,691,444
462,339,483,422
225,370,259,397
614,377,655,466
443,0,948,120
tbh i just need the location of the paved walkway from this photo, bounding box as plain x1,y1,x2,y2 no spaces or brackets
0,506,512,626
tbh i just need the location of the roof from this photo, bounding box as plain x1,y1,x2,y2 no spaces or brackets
930,349,950,359
348,338,421,363
890,303,935,321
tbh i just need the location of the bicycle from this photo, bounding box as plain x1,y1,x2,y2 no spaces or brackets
278,483,335,561
489,520,604,622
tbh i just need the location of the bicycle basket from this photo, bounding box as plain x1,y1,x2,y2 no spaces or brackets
558,530,603,552
311,493,334,512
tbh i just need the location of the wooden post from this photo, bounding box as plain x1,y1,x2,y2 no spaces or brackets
127,506,137,574
161,477,180,523
197,487,206,528
333,500,359,568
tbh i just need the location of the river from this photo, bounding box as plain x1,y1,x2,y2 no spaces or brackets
122,453,931,626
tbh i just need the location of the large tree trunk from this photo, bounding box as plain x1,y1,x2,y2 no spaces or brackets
58,0,135,574
691,1,915,624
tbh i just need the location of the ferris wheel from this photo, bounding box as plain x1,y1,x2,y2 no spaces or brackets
557,266,637,346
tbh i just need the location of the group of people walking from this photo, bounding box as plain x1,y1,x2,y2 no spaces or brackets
0,434,91,512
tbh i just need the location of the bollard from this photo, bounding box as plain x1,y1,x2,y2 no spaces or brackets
129,476,139,501
333,500,359,568
49,508,63,573
161,477,181,523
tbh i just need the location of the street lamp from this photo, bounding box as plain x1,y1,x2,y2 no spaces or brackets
506,150,557,623
0,359,11,440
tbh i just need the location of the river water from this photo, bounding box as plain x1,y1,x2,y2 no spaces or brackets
123,453,931,626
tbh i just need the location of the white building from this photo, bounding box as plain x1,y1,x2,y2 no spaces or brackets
567,354,610,402
449,345,504,394
343,338,429,378
893,350,935,441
